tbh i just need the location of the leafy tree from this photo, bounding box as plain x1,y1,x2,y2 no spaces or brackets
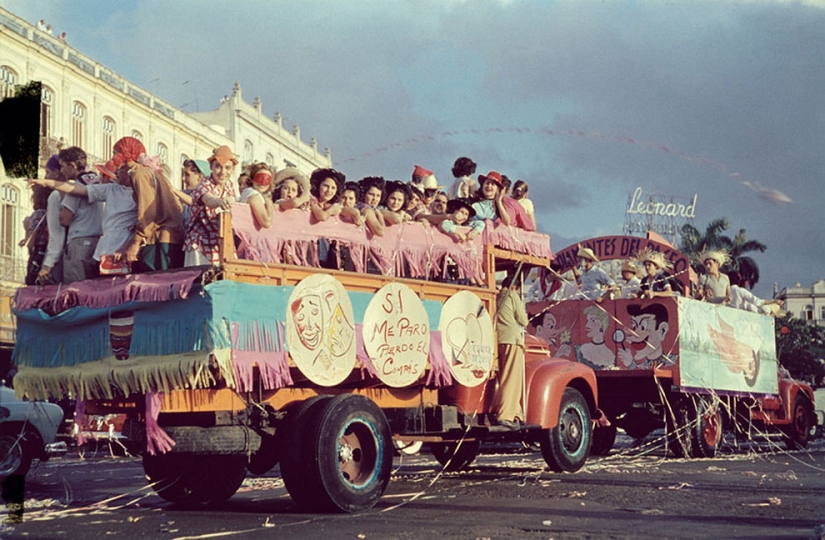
679,218,766,289
775,315,825,385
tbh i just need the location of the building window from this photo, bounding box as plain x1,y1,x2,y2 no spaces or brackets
804,305,813,321
265,153,274,168
40,86,53,137
131,130,143,141
180,154,190,166
821,306,825,321
0,184,20,258
243,140,254,165
102,116,116,158
0,66,16,100
71,101,86,147
156,143,168,163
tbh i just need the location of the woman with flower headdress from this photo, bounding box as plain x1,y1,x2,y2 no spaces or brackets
696,250,731,304
636,249,673,299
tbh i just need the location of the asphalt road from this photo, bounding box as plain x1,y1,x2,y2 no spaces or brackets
2,435,825,540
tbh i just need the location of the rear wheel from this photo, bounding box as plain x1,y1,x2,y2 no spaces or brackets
282,394,393,513
143,453,247,506
691,397,722,458
784,394,814,450
589,424,617,456
667,399,693,458
431,440,481,471
539,388,591,472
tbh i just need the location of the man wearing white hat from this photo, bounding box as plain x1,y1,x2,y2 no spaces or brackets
697,250,731,304
574,246,614,301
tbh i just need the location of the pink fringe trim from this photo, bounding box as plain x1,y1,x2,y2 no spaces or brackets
145,391,175,456
426,331,453,387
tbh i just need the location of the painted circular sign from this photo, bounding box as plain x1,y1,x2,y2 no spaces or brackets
363,282,430,388
439,291,494,387
285,274,356,386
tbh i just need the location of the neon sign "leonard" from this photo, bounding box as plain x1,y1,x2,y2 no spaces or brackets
626,187,697,218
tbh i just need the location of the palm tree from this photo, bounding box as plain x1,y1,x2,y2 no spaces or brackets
718,228,766,289
679,219,767,290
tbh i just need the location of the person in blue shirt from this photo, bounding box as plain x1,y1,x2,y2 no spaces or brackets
574,246,614,301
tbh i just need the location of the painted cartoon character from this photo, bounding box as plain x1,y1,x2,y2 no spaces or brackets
574,305,615,369
707,314,760,386
617,303,672,369
533,310,572,358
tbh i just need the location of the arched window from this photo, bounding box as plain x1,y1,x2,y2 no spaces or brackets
156,143,168,163
71,101,86,147
40,86,54,137
244,140,253,164
102,116,116,158
0,66,16,100
265,153,275,169
131,130,143,141
1,184,20,261
180,154,190,166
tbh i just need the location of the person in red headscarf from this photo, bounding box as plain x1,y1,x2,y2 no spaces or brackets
238,162,273,228
111,137,185,272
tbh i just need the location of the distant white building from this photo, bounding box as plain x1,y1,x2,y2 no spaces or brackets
775,279,825,328
0,5,332,353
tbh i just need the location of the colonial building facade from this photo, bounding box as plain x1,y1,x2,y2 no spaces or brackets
776,279,825,328
0,6,333,367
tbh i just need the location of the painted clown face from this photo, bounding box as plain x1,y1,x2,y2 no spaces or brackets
292,295,323,350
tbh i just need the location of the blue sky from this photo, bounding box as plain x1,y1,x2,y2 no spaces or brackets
5,0,824,298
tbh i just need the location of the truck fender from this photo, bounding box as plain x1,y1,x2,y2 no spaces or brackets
524,358,598,429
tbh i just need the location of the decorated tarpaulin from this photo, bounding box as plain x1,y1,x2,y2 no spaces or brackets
13,276,456,400
231,206,553,283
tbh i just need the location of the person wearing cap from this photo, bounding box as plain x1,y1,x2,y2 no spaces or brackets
184,145,238,266
696,250,731,304
573,245,614,301
419,172,443,212
494,273,529,430
239,162,274,229
464,171,510,240
636,249,674,299
448,156,478,200
608,261,642,299
57,146,104,282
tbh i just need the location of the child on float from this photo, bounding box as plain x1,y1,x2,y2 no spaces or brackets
238,163,274,228
439,198,476,243
463,171,511,241
608,260,642,299
272,168,311,211
696,250,731,304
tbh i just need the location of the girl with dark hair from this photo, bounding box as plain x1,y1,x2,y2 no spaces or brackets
339,181,364,227
309,168,345,222
462,170,510,241
380,180,411,225
356,177,386,237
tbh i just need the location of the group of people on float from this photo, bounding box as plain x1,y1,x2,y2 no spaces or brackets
534,245,783,316
23,141,538,283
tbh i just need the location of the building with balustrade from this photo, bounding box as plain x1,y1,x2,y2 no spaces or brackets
775,279,825,328
0,5,333,375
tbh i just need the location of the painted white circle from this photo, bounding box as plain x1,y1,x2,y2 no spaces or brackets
363,283,429,387
285,274,355,386
439,291,494,387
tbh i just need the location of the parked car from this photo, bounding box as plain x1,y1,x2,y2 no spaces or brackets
0,385,65,476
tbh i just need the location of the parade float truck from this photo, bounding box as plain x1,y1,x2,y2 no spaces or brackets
527,236,816,458
11,207,598,512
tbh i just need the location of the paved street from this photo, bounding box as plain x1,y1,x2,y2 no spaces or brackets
2,435,825,540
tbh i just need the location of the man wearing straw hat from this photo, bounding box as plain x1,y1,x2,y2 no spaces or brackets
696,250,731,304
574,245,614,301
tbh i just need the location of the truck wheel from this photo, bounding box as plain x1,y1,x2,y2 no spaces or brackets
431,440,481,471
590,424,616,456
539,387,592,472
291,394,393,513
0,433,32,477
784,395,814,450
691,397,722,458
143,453,247,506
278,395,334,505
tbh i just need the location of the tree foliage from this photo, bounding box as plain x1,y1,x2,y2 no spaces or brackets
775,315,825,385
679,218,766,289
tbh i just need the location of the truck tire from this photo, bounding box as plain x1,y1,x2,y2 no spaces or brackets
667,399,693,458
278,395,333,505
539,387,591,472
590,424,617,456
784,394,814,450
286,394,393,513
0,433,32,477
431,440,481,471
691,397,722,458
143,453,247,506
